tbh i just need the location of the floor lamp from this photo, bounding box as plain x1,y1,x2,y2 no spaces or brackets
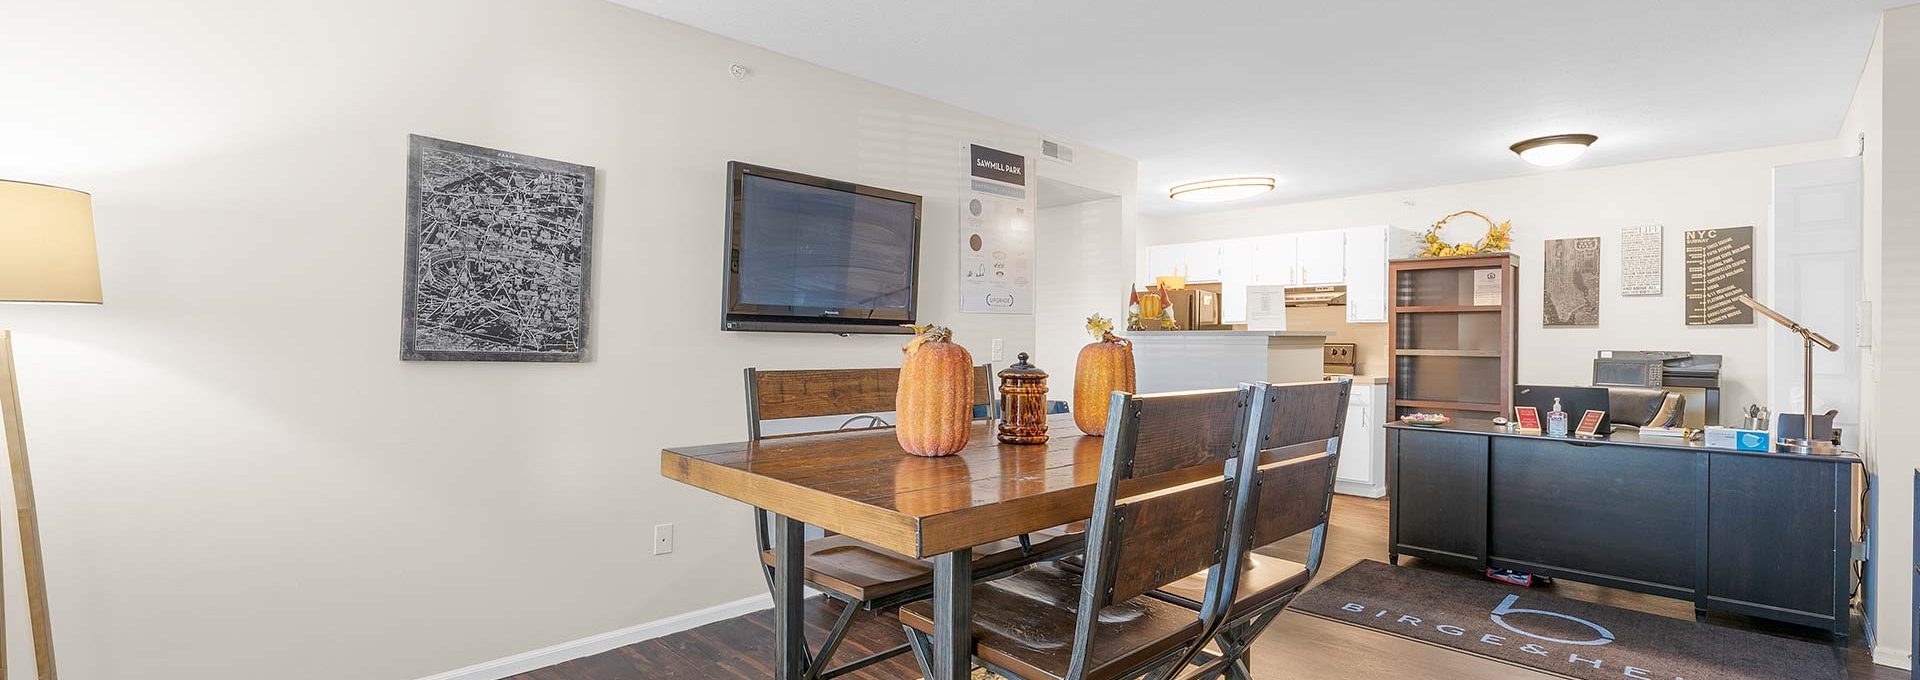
0,179,101,680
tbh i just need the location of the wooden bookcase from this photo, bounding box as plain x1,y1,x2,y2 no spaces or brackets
1386,253,1519,421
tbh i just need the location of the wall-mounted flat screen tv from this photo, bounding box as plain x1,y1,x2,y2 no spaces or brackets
722,162,921,334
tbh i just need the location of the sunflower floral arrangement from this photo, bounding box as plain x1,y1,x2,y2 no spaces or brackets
1418,210,1513,258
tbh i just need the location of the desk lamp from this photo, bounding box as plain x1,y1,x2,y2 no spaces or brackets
0,179,100,679
1735,294,1839,455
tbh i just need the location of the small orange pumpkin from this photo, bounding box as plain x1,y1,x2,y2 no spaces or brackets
896,325,974,457
1073,315,1135,436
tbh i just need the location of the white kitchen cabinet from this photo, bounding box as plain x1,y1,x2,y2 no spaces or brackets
1343,226,1389,323
1250,235,1297,286
1146,241,1222,282
1218,241,1254,323
1182,241,1224,282
1146,243,1184,281
1295,230,1346,285
1335,381,1388,497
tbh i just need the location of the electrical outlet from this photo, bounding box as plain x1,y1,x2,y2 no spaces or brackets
991,338,1004,361
653,523,674,555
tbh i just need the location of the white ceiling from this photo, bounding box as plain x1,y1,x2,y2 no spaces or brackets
612,0,1896,214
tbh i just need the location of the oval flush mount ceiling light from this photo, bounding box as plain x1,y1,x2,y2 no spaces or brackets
1168,176,1276,203
1510,134,1598,167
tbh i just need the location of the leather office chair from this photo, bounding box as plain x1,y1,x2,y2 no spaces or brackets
1606,387,1685,429
744,366,1082,680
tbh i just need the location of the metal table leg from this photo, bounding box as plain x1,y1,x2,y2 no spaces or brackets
931,547,973,680
772,514,806,680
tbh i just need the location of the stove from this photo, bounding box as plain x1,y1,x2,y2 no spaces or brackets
1324,342,1357,375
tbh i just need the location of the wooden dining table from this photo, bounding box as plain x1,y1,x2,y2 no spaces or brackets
660,412,1110,680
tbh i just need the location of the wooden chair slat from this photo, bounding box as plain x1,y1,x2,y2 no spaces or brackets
1258,380,1349,451
1106,477,1232,604
749,365,993,424
1126,388,1244,479
1250,452,1336,548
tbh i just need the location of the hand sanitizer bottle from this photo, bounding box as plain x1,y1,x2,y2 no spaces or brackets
1547,397,1569,437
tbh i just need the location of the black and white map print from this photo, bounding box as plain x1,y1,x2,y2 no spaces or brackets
1543,236,1601,327
402,135,595,361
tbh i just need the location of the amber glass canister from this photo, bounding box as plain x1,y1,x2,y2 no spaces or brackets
997,353,1050,444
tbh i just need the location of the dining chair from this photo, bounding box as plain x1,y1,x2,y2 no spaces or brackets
1156,378,1352,680
742,365,1081,680
899,385,1259,680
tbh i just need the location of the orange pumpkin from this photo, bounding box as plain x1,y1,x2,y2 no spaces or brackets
896,325,974,456
1073,315,1135,436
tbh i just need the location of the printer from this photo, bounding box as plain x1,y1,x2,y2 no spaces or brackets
1592,351,1723,425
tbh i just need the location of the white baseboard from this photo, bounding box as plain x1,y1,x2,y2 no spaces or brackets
1872,644,1912,671
413,592,776,680
1334,480,1385,498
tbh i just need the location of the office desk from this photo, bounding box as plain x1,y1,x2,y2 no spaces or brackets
1386,420,1861,636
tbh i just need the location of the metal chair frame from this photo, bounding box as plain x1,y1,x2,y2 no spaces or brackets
743,365,1074,680
1173,378,1352,680
902,386,1263,680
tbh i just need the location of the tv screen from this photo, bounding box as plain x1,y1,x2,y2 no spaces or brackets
723,162,921,333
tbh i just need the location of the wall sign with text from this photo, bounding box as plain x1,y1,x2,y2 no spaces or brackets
1683,226,1754,326
1619,225,1663,296
958,144,1034,314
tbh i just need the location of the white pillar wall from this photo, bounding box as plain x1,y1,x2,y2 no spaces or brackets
1867,4,1920,669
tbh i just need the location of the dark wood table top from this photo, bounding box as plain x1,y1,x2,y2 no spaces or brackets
662,413,1111,558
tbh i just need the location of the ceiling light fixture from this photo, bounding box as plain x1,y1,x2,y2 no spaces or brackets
1168,176,1276,203
1510,134,1598,167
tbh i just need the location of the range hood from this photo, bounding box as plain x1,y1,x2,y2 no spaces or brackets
1285,286,1347,306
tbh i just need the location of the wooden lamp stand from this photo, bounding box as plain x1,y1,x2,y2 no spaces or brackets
0,332,56,680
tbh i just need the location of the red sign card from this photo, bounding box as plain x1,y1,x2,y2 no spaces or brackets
1576,410,1607,437
1514,406,1542,433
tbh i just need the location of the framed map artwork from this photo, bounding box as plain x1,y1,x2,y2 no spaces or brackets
401,135,596,361
1543,236,1601,327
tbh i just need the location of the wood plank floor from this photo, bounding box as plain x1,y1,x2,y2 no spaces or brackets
508,495,1906,679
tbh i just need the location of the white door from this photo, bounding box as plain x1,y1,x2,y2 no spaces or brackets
1769,157,1861,449
1344,226,1389,323
1337,386,1373,483
1296,231,1346,284
1252,235,1297,286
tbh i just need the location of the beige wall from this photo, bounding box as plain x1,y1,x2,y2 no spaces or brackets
0,1,1136,678
1285,305,1390,377
1036,198,1133,379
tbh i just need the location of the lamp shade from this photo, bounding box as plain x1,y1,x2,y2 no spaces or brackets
0,180,101,303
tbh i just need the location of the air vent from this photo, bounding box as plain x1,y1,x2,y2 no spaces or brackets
1041,139,1074,164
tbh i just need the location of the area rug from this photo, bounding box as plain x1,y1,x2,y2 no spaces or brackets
1291,560,1844,680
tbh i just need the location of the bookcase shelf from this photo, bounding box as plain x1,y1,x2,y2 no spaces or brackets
1388,253,1519,421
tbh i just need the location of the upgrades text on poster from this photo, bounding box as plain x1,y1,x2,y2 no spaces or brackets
959,144,1034,314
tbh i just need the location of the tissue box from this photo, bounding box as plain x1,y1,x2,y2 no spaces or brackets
1704,426,1771,452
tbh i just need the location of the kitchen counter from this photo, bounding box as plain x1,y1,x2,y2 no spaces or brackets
1128,330,1327,392
1330,374,1390,385
1127,330,1334,338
